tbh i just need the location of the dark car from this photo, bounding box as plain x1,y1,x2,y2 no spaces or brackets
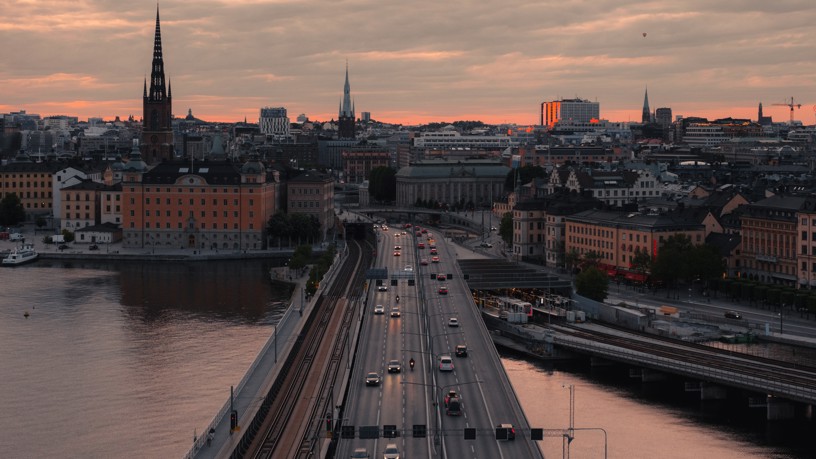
365,372,381,386
58,244,69,250
455,345,468,357
724,311,742,319
497,423,516,440
89,244,99,250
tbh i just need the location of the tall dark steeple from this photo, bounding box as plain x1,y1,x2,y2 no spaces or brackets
338,62,356,139
641,87,651,124
141,5,174,164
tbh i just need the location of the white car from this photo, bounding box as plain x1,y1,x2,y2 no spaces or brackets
378,285,388,292
383,443,400,459
403,265,413,272
390,307,401,317
374,304,385,314
438,355,454,372
448,317,459,327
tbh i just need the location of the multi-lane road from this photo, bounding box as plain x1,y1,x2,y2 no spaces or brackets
337,224,543,459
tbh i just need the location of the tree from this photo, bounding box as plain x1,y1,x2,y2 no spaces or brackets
630,249,652,276
499,212,513,246
576,266,608,302
0,193,25,226
368,166,396,203
565,248,581,275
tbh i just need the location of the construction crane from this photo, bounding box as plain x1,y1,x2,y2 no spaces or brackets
772,97,802,124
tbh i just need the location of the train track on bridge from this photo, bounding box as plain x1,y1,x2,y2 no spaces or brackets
556,324,816,400
231,238,373,459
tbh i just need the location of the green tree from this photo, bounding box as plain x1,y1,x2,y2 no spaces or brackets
0,193,25,226
266,212,291,247
565,248,581,275
576,266,609,302
630,249,652,275
499,212,513,246
368,166,397,203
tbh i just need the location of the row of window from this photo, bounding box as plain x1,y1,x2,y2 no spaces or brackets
131,210,254,219
130,221,256,230
131,198,253,207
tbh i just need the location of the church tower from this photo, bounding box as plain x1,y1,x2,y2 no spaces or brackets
337,63,356,139
641,87,651,124
141,6,174,164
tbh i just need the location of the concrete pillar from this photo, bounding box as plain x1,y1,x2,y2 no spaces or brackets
699,382,727,400
766,396,795,421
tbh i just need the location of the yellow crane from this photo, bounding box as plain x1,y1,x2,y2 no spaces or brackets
772,97,802,124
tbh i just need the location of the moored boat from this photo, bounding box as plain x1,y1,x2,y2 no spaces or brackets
2,243,39,266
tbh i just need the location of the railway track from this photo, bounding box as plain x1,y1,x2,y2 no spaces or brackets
232,238,373,459
556,324,816,392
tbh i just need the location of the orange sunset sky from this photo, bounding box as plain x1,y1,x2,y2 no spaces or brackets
2,1,815,126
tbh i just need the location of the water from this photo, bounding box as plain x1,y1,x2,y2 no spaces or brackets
0,260,289,459
503,352,814,459
2,260,813,458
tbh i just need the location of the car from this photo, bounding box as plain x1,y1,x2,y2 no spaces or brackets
438,286,448,295
421,229,428,234
89,244,99,250
437,273,446,281
378,285,388,292
430,248,438,255
724,311,742,319
58,244,69,250
446,396,462,416
448,317,459,327
393,251,401,256
393,245,401,250
404,265,413,272
479,242,493,248
431,256,440,263
455,345,468,357
390,307,401,317
420,258,429,265
374,304,385,314
387,359,402,373
490,226,497,232
381,226,388,231
404,223,412,228
417,242,425,249
365,372,381,386
438,355,454,371
351,447,370,458
496,423,516,440
383,443,400,459
429,243,437,249
444,389,459,406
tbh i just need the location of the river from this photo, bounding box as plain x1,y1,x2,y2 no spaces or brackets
0,261,811,458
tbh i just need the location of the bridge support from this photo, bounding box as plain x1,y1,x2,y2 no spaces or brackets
684,381,701,393
640,368,668,382
699,382,727,400
590,357,613,367
766,396,795,421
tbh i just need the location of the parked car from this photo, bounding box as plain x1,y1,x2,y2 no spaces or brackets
58,244,69,251
88,244,99,250
365,372,381,386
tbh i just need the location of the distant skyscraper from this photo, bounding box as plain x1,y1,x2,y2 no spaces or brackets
259,107,290,138
338,63,356,139
641,88,651,124
655,107,672,127
539,98,600,127
141,6,174,164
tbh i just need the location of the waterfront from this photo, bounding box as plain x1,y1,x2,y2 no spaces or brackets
1,261,813,458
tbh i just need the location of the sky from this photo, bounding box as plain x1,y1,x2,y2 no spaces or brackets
2,0,816,126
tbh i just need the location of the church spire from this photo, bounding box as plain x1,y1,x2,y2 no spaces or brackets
148,4,167,102
641,87,651,124
340,61,353,118
337,62,356,139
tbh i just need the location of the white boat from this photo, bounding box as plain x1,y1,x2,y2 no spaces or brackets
2,243,39,266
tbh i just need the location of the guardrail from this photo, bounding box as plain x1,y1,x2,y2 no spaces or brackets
553,334,816,404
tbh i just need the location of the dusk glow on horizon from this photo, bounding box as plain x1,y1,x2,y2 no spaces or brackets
2,1,815,125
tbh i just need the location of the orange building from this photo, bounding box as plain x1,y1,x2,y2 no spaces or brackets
121,152,277,250
287,170,335,240
565,209,705,281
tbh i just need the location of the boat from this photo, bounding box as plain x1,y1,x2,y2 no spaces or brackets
2,243,39,266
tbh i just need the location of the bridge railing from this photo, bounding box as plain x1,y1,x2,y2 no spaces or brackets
554,334,816,404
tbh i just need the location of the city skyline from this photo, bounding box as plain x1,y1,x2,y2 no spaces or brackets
2,1,816,125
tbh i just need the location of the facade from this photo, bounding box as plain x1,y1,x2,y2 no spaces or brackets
141,7,174,164
0,153,57,218
655,107,672,127
259,107,290,139
287,170,335,240
549,168,661,208
565,209,706,278
540,98,600,127
341,145,390,184
60,179,121,232
395,159,509,208
121,149,277,250
796,198,816,288
739,195,802,286
412,132,517,150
